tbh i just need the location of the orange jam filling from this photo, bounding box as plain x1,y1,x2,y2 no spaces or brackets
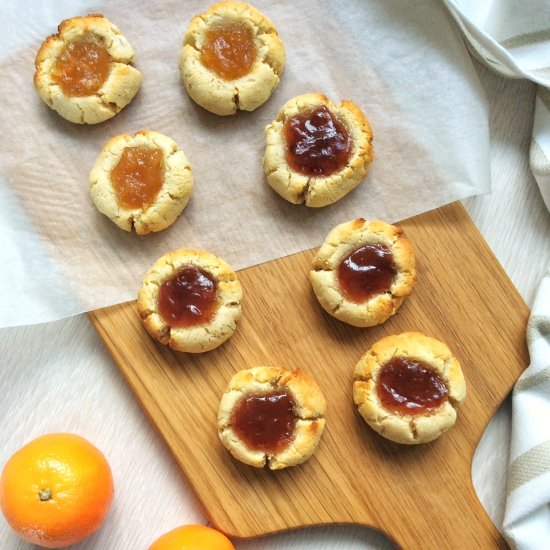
51,41,111,96
158,266,218,328
110,146,164,210
200,21,256,80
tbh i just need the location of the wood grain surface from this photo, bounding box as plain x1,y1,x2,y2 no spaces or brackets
89,202,529,549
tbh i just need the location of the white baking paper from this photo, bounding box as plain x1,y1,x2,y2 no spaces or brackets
0,0,490,327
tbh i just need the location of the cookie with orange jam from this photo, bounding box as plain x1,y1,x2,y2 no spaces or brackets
310,219,415,327
34,14,141,124
218,366,326,469
89,131,193,234
180,2,285,115
264,93,374,207
137,249,243,353
353,332,467,444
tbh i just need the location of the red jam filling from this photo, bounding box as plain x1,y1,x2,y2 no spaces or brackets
284,105,352,176
158,266,218,328
377,357,448,416
51,41,111,96
200,21,256,80
337,244,396,303
232,390,296,454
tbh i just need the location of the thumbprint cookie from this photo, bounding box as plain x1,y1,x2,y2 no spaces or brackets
34,14,141,124
218,366,326,469
264,93,373,207
353,332,467,444
179,1,285,115
137,249,242,353
90,131,193,234
310,218,415,327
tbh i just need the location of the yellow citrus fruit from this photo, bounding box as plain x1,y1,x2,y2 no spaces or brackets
0,433,114,548
149,524,235,550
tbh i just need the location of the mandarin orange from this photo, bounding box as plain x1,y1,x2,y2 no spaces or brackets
149,524,235,550
0,433,114,548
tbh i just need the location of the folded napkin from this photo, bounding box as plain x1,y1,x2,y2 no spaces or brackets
443,0,550,212
503,270,550,549
441,2,550,547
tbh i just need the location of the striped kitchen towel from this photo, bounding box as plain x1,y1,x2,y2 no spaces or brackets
503,269,550,549
442,0,550,212
441,2,550,548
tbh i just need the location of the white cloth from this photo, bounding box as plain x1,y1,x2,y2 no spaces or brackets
443,0,550,212
504,270,550,550
441,2,550,547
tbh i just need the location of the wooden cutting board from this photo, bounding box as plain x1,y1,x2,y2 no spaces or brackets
89,202,529,549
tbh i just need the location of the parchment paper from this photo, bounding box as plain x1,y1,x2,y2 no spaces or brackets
0,0,490,327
